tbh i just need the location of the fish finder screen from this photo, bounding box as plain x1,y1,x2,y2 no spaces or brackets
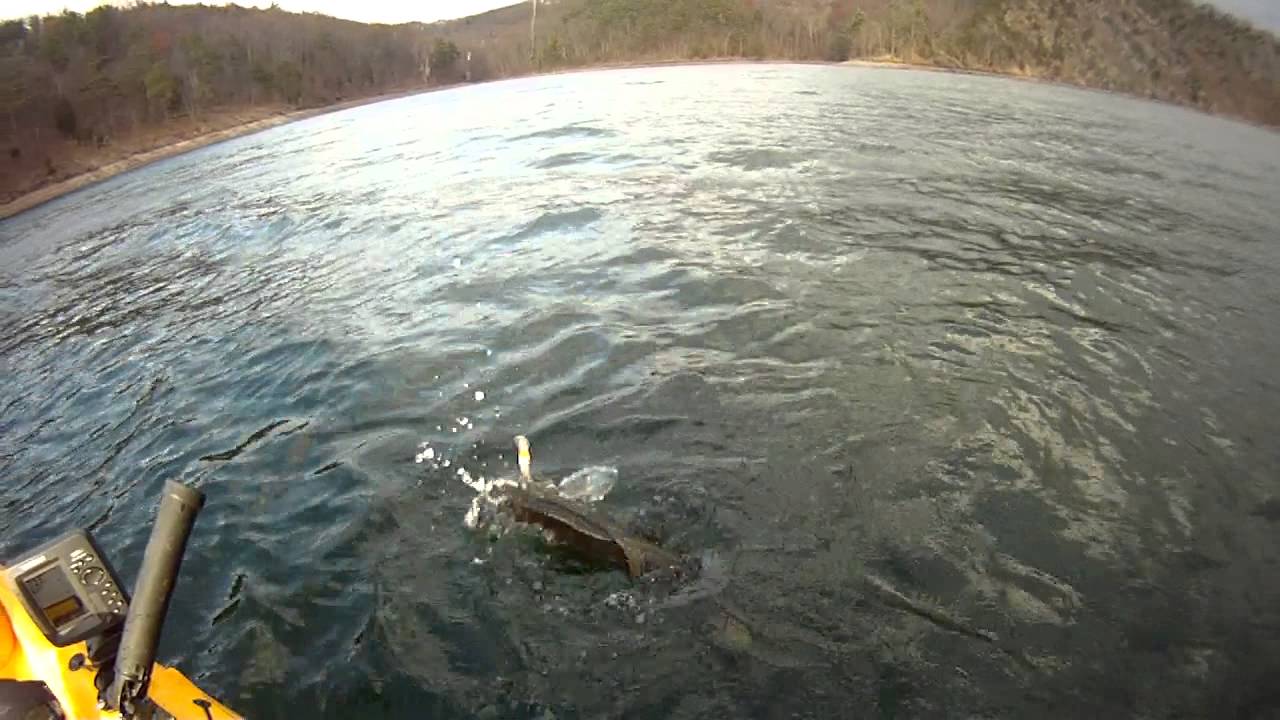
24,567,86,628
43,595,85,627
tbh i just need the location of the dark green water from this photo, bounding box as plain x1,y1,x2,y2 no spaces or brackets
2,64,1279,718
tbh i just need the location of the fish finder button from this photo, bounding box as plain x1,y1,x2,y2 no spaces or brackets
80,566,105,586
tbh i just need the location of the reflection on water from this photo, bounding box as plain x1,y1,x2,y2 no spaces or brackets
2,64,1280,718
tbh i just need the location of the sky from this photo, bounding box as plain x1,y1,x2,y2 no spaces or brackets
1205,0,1280,31
3,0,1279,31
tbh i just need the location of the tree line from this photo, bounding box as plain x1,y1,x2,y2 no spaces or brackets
443,0,1279,123
2,0,1278,202
0,3,440,199
1,4,429,142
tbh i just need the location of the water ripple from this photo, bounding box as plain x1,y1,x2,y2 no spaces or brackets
1,64,1279,718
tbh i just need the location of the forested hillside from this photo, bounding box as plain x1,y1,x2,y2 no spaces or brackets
446,0,1280,122
2,0,1278,206
0,3,438,201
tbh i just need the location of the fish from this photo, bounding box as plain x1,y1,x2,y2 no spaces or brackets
497,435,683,579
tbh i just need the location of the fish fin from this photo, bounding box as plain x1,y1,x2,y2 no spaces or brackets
619,539,645,578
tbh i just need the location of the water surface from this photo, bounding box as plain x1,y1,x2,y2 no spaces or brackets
2,64,1280,718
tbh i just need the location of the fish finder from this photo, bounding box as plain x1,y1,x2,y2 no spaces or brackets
5,530,128,647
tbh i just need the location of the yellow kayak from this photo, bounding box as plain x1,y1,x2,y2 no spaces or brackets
0,579,239,720
0,481,240,720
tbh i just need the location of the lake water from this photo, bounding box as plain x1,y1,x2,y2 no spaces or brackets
2,64,1279,718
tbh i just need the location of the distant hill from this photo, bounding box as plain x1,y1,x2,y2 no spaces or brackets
1,3,430,203
442,0,1280,123
2,0,1278,205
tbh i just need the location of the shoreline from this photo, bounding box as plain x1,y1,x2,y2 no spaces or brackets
0,59,988,221
0,84,448,221
0,58,1268,221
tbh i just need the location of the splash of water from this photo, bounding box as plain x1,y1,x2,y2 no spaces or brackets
415,439,619,532
556,465,618,503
